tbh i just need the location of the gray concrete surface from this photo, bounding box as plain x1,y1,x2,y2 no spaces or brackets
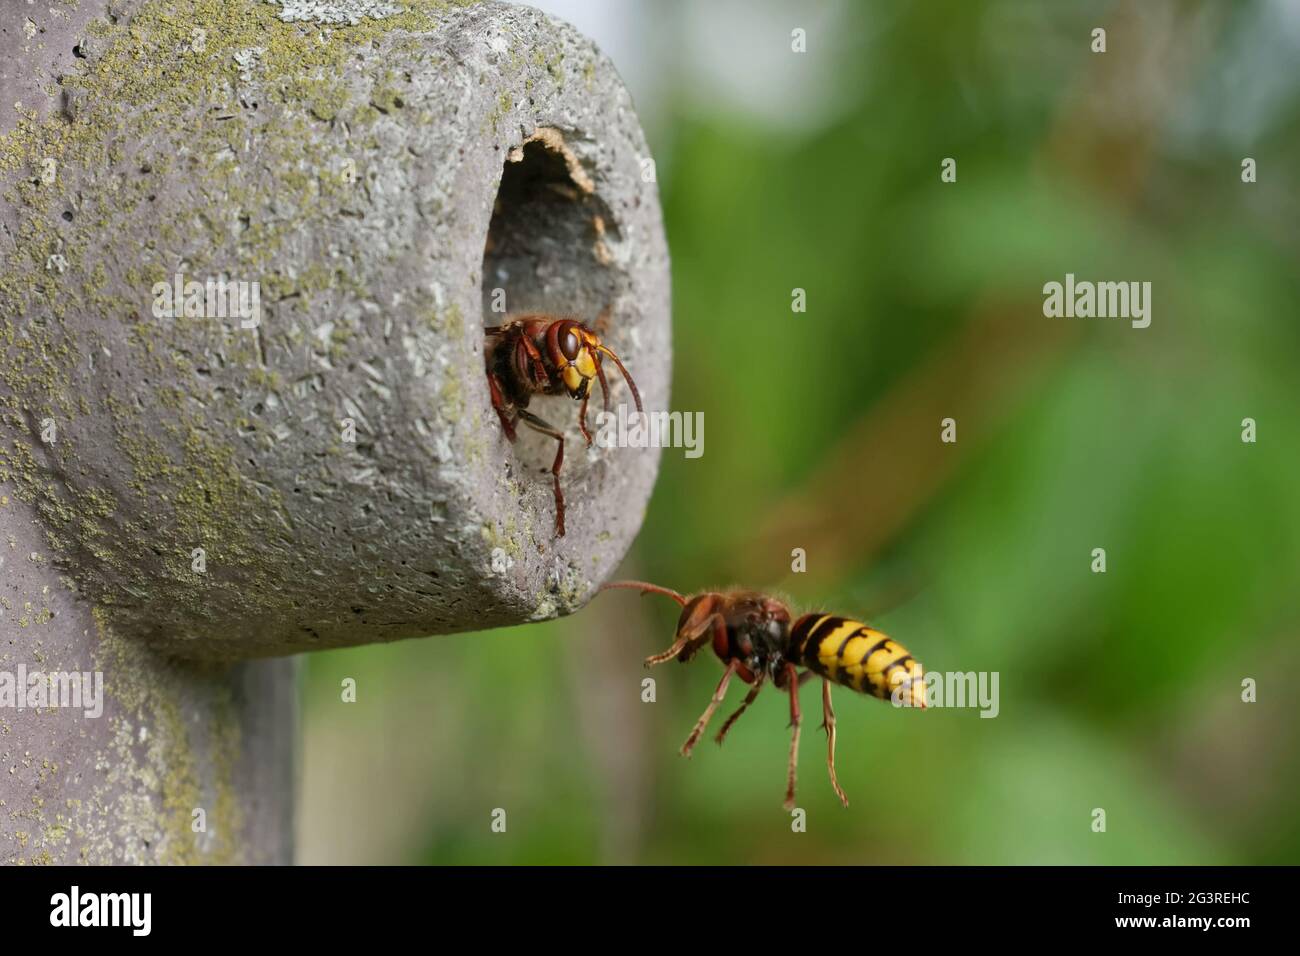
0,0,668,863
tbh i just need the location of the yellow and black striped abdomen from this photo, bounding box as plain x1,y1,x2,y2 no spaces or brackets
791,615,925,707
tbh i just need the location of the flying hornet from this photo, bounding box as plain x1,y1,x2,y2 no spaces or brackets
601,581,926,809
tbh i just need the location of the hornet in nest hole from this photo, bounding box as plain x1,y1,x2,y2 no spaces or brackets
484,309,642,537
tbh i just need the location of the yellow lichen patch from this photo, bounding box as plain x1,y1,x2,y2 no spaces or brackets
86,607,245,864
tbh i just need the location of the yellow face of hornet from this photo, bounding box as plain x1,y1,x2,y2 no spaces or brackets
556,325,600,400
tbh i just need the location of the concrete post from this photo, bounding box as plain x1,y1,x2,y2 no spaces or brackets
0,0,668,863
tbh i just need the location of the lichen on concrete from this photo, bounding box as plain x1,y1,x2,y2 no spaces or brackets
1,0,669,660
0,0,667,863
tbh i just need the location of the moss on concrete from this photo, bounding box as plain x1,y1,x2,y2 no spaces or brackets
0,0,479,652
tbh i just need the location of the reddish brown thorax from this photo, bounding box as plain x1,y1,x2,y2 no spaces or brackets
676,591,794,684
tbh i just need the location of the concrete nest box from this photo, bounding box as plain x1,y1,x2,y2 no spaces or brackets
0,0,668,864
1,0,671,661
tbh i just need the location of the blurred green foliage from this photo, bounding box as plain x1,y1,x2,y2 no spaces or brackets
302,1,1300,864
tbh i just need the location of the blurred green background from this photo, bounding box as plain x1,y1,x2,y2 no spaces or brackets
298,0,1300,864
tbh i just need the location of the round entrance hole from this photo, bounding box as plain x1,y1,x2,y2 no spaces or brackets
480,129,630,511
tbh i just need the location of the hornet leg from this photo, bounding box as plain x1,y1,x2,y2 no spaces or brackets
681,659,738,758
486,369,517,442
644,623,715,668
646,595,723,668
716,676,764,745
784,662,803,811
517,335,550,389
822,679,849,807
578,391,593,446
